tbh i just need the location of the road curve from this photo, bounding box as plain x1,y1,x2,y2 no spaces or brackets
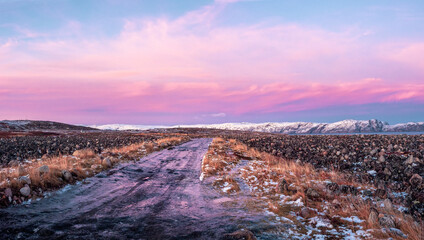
0,138,263,240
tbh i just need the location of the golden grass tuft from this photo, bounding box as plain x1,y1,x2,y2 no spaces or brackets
72,149,96,159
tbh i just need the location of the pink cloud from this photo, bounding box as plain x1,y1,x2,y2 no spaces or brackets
0,1,423,123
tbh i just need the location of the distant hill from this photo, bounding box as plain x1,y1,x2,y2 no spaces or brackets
0,120,96,131
92,119,424,134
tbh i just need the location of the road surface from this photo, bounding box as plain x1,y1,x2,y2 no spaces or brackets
0,139,268,240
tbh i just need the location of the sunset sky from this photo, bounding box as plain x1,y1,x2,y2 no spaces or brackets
1,0,423,125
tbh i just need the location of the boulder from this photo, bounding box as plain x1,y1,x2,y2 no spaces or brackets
409,174,422,186
377,155,385,163
18,175,31,185
379,215,396,228
383,168,391,176
383,199,393,212
340,185,358,195
299,207,315,219
385,228,407,239
305,188,320,200
20,185,31,197
363,190,373,197
326,182,339,192
404,155,415,165
375,188,387,199
62,170,72,182
276,179,288,194
5,188,12,198
102,158,112,168
368,208,379,226
38,165,50,174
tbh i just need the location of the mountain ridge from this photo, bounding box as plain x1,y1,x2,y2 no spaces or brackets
0,120,96,131
92,119,424,134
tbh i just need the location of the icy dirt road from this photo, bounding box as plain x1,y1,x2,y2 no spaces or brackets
0,139,267,240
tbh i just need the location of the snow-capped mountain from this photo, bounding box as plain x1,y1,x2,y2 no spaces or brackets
178,119,391,133
92,119,424,134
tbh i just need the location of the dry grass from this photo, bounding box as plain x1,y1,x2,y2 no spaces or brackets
212,175,241,194
72,149,96,159
201,138,239,176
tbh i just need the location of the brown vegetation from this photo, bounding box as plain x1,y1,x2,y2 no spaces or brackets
207,138,423,239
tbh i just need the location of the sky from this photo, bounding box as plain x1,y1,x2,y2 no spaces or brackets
0,0,423,125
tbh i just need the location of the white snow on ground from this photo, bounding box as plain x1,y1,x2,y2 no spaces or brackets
222,185,232,193
309,216,333,228
283,197,304,207
340,216,364,223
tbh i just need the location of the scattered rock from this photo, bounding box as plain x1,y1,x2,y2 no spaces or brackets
368,208,379,226
18,175,31,185
340,185,358,195
326,182,339,192
5,188,12,198
62,170,72,182
363,189,373,197
385,228,407,239
102,158,112,168
379,215,396,228
38,165,50,174
276,179,288,193
404,155,415,165
409,174,422,186
305,188,320,200
299,207,315,219
383,199,393,212
19,185,31,197
375,188,387,199
383,168,391,176
222,229,256,240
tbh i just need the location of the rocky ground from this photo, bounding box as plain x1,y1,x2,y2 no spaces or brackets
227,133,424,221
0,132,166,166
201,138,423,239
